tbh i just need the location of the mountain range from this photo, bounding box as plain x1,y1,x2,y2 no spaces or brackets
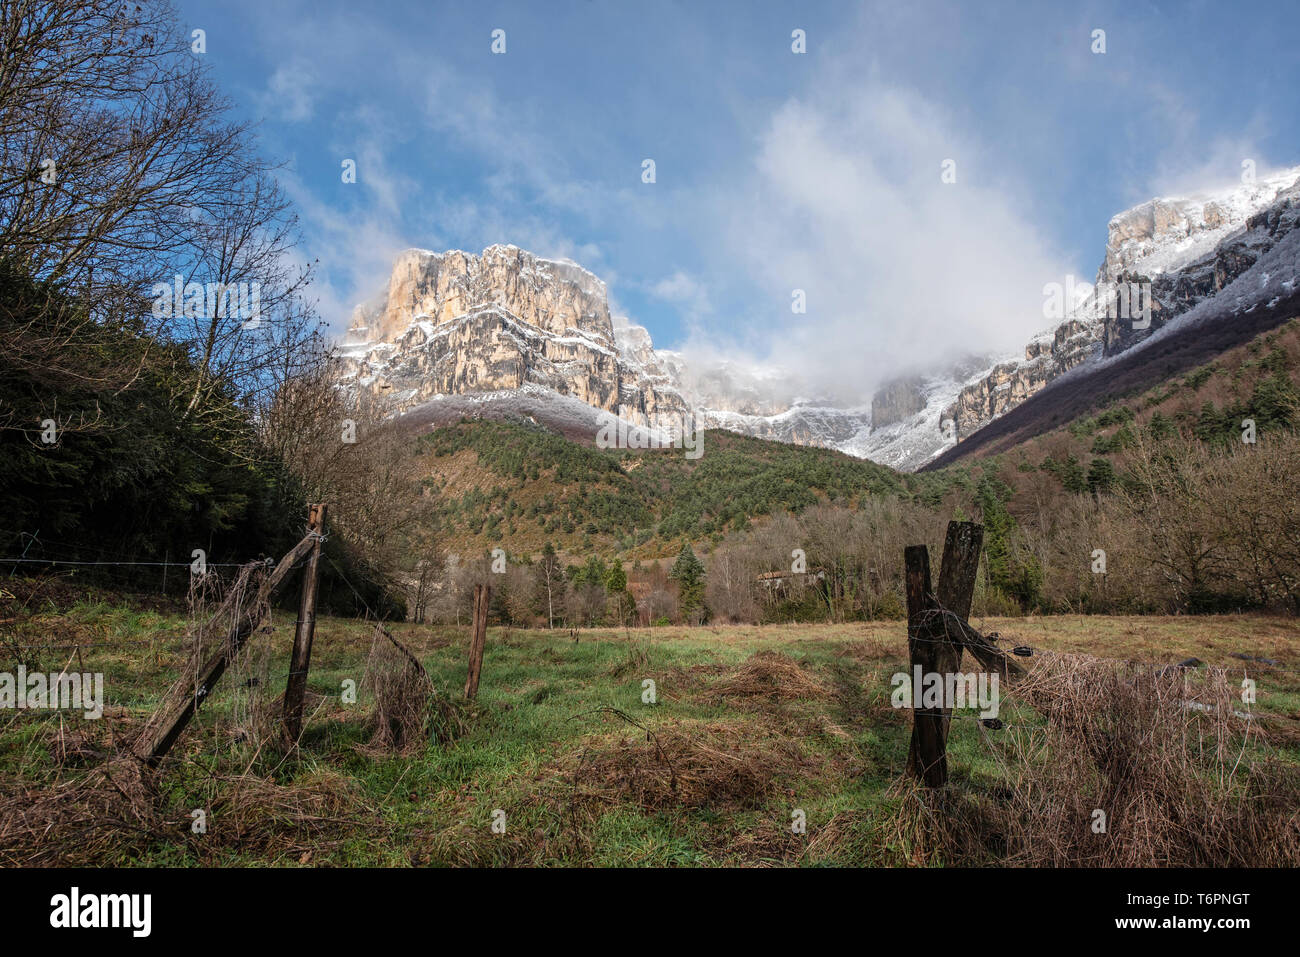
337,166,1300,471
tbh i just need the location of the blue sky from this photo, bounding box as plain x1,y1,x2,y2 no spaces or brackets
180,0,1300,396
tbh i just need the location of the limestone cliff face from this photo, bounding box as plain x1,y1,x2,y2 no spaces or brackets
870,376,926,430
351,245,615,345
338,245,692,429
1103,183,1300,355
940,319,1098,438
940,168,1300,442
610,319,694,425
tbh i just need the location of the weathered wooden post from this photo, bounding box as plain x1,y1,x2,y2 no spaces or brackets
133,532,319,766
464,582,490,699
905,544,947,786
934,521,983,747
284,503,327,742
905,521,984,787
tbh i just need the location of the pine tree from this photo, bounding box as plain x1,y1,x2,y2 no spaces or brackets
669,543,706,622
976,474,1041,610
1087,457,1116,496
604,561,632,625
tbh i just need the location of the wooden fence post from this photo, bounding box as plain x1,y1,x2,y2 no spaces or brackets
904,544,948,786
906,521,985,788
284,503,327,742
133,532,319,766
464,582,490,699
934,521,983,748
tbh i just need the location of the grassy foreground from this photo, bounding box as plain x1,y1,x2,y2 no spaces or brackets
2,598,1298,866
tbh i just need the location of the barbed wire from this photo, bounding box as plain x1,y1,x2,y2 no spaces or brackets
901,605,1300,674
0,557,250,568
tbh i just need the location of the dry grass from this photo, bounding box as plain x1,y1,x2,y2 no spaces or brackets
564,715,816,814
3,601,1297,867
0,756,162,865
199,770,369,860
895,651,1300,866
711,650,830,700
0,756,372,866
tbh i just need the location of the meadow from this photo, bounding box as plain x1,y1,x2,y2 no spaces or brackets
2,595,1297,867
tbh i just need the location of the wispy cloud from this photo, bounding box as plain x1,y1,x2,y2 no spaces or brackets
258,59,318,123
683,77,1072,403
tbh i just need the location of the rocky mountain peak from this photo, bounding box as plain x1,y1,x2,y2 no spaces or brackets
338,245,687,430
346,244,616,348
1099,167,1300,283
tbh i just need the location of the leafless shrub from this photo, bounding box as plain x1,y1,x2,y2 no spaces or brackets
895,653,1300,866
361,630,435,753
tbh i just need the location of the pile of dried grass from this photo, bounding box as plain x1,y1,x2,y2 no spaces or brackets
712,651,829,700
0,756,373,866
0,756,162,866
566,714,815,813
896,652,1300,866
200,770,367,858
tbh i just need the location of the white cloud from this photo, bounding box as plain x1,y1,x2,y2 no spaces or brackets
259,59,317,123
649,271,713,321
683,79,1072,405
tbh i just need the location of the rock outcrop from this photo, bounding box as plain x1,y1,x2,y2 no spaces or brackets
941,167,1300,442
339,245,691,430
871,376,927,430
941,319,1099,438
1104,180,1300,355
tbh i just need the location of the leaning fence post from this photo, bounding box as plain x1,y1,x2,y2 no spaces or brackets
133,532,318,766
284,503,327,742
464,582,490,699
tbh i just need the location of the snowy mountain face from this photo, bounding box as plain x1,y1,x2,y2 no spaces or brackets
941,167,1300,444
336,244,896,459
337,245,692,431
338,169,1300,472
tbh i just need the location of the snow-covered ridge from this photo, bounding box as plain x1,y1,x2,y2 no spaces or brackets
338,168,1300,473
1101,166,1300,281
942,167,1300,444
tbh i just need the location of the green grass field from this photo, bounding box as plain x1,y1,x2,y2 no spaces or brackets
2,600,1298,867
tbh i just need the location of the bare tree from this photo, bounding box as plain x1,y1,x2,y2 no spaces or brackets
0,0,320,446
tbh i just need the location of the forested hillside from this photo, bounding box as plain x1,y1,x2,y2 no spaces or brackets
415,419,906,556
398,317,1300,629
0,2,385,609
